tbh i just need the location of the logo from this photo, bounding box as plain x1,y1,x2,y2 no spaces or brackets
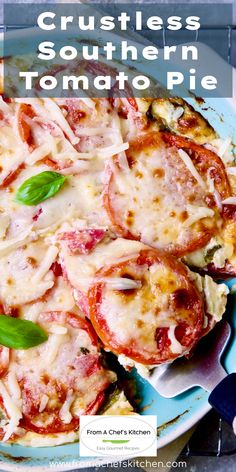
79,415,157,457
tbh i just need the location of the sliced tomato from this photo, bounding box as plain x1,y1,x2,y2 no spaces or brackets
222,204,236,220
88,249,204,365
58,229,106,255
109,96,139,120
17,104,35,146
0,163,25,189
15,311,113,434
104,132,229,256
160,132,230,200
61,101,87,130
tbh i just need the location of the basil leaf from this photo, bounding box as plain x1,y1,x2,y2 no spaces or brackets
15,171,66,206
0,315,48,349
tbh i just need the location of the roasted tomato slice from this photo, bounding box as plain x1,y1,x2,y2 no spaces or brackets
9,311,114,434
17,103,35,146
160,132,230,200
103,132,230,257
88,249,204,365
0,163,25,189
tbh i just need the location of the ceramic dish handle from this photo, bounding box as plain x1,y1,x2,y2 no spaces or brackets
209,373,236,434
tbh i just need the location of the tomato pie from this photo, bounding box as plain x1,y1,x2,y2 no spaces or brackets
0,94,234,445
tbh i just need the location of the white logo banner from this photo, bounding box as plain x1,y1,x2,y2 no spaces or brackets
80,415,157,457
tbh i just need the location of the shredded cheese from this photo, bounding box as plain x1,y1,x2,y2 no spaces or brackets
42,332,68,366
7,370,21,401
73,277,141,290
178,149,205,188
183,206,215,227
42,98,79,145
39,395,49,413
168,326,183,354
49,325,68,335
59,390,74,424
0,227,33,257
0,90,232,447
25,143,52,165
0,213,10,239
222,197,236,205
0,380,22,441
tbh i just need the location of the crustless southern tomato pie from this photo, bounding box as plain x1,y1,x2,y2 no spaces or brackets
0,92,235,446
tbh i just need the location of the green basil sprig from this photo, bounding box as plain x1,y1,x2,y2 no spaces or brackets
15,171,66,206
0,315,48,349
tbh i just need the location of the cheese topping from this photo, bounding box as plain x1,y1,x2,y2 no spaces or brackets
107,134,218,253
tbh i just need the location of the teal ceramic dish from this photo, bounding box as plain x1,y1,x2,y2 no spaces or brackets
0,28,236,470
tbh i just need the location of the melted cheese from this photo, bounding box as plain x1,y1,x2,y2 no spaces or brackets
0,239,55,306
167,326,183,354
0,227,33,257
203,275,229,321
222,197,236,205
189,271,228,322
118,354,151,379
42,98,79,145
109,138,217,251
182,206,214,227
20,276,76,323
